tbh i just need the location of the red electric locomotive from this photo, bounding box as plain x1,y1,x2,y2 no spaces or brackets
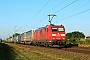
33,24,66,47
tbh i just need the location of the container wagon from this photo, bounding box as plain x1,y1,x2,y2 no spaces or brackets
13,35,21,43
7,37,13,43
20,33,24,44
20,30,35,44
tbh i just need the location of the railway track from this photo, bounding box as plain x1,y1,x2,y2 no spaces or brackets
34,44,90,55
24,44,90,60
61,47,90,54
20,44,90,55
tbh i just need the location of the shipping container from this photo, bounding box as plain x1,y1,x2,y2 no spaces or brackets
21,33,24,43
20,30,35,44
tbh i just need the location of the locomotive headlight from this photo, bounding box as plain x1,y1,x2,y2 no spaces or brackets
49,41,52,42
62,38,65,39
61,34,65,36
52,34,56,36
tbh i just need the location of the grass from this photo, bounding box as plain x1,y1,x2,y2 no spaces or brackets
0,43,16,60
7,43,81,60
0,43,81,60
67,39,90,47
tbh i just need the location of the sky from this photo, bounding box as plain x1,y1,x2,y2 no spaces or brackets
0,0,90,39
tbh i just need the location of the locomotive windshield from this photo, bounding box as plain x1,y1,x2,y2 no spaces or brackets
52,28,64,32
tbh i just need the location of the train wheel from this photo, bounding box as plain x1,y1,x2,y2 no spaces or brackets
44,43,46,47
49,43,53,47
38,42,40,46
45,43,49,47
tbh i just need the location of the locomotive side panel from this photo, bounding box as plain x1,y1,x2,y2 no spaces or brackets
46,25,52,42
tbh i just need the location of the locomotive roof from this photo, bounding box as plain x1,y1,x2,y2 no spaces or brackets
46,24,64,27
35,24,64,31
35,27,45,31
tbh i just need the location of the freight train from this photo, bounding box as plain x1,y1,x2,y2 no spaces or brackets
7,24,66,47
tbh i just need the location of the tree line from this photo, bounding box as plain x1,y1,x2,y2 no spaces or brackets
66,31,85,44
0,38,2,43
66,31,85,40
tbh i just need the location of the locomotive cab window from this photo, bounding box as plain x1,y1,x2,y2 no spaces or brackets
58,28,64,32
52,28,58,32
52,28,64,32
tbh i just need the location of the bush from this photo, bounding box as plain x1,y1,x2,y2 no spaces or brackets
66,39,77,44
85,40,90,45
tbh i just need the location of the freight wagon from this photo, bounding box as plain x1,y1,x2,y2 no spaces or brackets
20,33,24,43
20,30,35,44
15,35,21,43
7,37,13,43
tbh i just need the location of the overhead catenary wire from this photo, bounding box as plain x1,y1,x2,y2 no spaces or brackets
30,0,50,21
24,0,49,27
60,2,90,18
22,0,49,31
29,0,66,27
24,17,47,31
31,0,78,26
36,0,66,21
24,0,89,31
47,0,66,13
54,0,78,14
31,16,47,26
27,0,78,29
33,0,78,25
58,8,90,22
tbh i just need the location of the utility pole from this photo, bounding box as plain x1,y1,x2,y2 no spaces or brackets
14,26,22,43
48,14,56,24
14,26,17,34
14,26,17,43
